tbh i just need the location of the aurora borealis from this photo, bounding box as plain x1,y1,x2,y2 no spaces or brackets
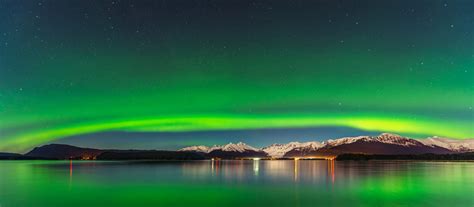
0,0,473,152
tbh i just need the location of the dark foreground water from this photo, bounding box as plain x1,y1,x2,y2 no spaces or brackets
0,160,473,207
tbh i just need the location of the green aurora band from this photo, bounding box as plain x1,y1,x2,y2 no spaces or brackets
1,113,473,152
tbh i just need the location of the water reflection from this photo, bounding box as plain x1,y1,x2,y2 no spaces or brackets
328,159,335,184
56,160,474,191
69,160,73,187
253,160,259,176
179,160,340,184
46,160,342,185
294,159,299,181
69,160,73,176
1,161,473,207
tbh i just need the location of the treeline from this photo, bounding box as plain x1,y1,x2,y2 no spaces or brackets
336,152,474,161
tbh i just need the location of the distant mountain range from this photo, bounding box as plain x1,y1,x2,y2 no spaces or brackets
180,133,474,158
1,133,473,160
179,142,268,159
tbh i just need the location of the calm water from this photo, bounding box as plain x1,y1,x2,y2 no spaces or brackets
0,160,473,207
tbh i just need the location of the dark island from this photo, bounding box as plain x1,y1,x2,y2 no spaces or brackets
336,152,474,161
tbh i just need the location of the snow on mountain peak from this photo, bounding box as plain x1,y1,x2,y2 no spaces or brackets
179,133,474,156
262,141,323,158
320,133,420,147
221,142,259,152
180,142,261,153
178,145,210,153
322,136,369,147
417,137,474,152
376,133,420,147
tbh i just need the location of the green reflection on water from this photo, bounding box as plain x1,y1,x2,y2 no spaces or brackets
0,160,473,207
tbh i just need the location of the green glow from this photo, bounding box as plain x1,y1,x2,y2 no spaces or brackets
0,0,473,152
2,113,473,152
0,161,473,206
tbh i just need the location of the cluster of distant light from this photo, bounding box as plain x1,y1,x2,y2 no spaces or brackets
1,113,472,152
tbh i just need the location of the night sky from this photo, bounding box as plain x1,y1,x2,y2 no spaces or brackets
1,0,473,153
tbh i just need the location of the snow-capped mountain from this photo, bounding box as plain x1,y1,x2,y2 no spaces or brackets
181,141,322,158
323,136,369,147
220,142,260,152
376,133,422,146
287,133,453,156
179,133,474,158
262,142,322,158
206,142,266,158
323,133,422,148
180,142,266,158
178,145,210,153
417,137,474,152
180,142,260,153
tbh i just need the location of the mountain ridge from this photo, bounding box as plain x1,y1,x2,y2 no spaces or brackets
3,133,473,160
181,133,474,158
